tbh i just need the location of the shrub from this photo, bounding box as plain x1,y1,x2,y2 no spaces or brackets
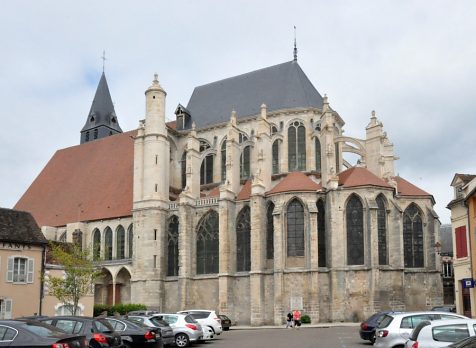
93,303,147,317
301,314,311,324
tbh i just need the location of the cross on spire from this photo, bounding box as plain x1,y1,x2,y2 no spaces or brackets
101,50,107,72
293,26,298,61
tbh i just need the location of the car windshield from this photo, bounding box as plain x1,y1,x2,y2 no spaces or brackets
22,322,66,337
377,315,394,328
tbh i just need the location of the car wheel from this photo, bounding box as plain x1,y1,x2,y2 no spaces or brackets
370,333,376,344
208,326,215,334
223,327,230,331
175,333,190,347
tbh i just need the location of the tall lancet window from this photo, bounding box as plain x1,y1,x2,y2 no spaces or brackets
221,139,227,182
266,202,275,259
116,225,125,259
180,152,187,189
104,227,113,260
127,224,133,258
92,229,101,261
346,195,364,265
403,203,424,268
200,155,214,185
240,146,250,180
167,215,179,276
196,210,219,274
288,121,306,171
376,195,388,265
315,137,322,173
317,199,326,267
236,206,251,272
287,199,305,257
272,140,280,175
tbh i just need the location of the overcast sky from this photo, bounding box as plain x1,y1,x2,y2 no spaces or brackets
1,1,475,224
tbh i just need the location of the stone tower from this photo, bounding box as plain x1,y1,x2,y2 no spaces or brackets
80,72,122,144
131,74,170,310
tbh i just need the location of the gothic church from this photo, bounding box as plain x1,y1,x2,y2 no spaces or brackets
15,55,443,324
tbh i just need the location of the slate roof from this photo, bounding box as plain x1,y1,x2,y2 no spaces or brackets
186,61,324,128
0,208,47,245
81,72,122,133
338,167,392,189
267,172,321,195
15,131,136,227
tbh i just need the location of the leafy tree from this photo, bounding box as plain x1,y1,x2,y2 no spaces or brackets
45,242,101,316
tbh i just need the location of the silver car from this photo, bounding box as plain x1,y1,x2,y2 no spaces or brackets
153,313,202,347
374,311,467,348
404,319,476,348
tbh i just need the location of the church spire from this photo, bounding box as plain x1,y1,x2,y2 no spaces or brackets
293,26,298,62
80,72,122,144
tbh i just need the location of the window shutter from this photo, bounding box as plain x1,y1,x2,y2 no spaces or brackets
27,258,34,283
5,299,12,319
460,227,468,258
6,257,13,282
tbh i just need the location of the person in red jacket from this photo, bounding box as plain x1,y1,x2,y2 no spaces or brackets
292,309,302,329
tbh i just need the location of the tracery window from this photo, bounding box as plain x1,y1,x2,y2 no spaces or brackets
317,199,326,267
288,121,306,171
346,195,364,265
240,145,250,180
200,155,214,185
266,202,275,259
199,140,211,152
376,195,388,265
239,133,248,143
287,199,305,257
196,211,219,274
93,229,101,260
181,152,187,189
104,227,113,260
116,225,125,259
403,203,424,268
272,140,280,175
236,206,251,272
221,139,227,182
167,215,179,276
315,137,321,173
127,224,133,258
271,125,278,135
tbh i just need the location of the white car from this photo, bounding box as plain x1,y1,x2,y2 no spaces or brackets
404,319,476,348
374,311,467,348
178,309,223,335
200,325,215,341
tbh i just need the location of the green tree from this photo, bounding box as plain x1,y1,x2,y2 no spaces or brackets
45,242,101,316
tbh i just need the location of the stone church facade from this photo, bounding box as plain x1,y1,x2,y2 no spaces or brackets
16,59,443,324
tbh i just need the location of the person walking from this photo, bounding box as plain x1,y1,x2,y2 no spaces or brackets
292,309,302,330
286,311,293,328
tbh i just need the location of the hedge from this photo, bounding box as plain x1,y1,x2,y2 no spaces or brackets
301,314,311,324
93,303,147,317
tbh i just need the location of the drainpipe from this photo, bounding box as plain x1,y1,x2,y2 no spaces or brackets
39,244,46,315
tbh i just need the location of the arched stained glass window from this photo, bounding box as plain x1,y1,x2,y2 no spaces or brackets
376,195,388,265
104,227,113,260
167,215,179,276
181,152,187,189
272,140,280,175
200,155,214,185
346,195,364,265
236,206,251,272
287,199,304,257
196,211,219,274
127,224,133,258
288,121,306,171
221,139,227,182
403,204,424,268
315,137,321,173
317,199,326,267
93,229,101,261
240,146,250,180
116,225,125,259
266,202,275,260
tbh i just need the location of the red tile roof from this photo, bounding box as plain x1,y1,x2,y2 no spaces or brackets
207,186,220,198
394,176,431,196
338,167,392,189
15,131,137,227
267,172,321,195
237,180,252,200
166,120,177,130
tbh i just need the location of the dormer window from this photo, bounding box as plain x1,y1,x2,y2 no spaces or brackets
90,116,95,122
175,104,191,130
111,117,116,123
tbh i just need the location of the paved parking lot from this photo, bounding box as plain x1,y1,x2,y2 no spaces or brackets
201,326,371,348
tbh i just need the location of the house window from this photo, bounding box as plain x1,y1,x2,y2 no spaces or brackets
236,206,251,272
288,121,306,171
455,226,468,258
272,140,280,175
287,199,305,257
240,146,250,180
196,211,219,275
266,202,275,260
200,155,214,185
315,137,321,173
346,195,364,265
7,257,33,283
442,262,453,278
376,195,388,265
403,203,424,268
55,305,83,316
167,215,179,276
0,299,13,319
317,199,326,267
221,139,227,182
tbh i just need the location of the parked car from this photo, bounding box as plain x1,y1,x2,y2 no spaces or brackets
404,319,476,348
219,314,231,331
447,335,476,347
360,311,400,344
200,325,214,341
38,316,122,348
431,305,457,313
177,309,222,335
148,313,203,347
0,319,86,347
105,317,162,348
374,311,467,348
126,315,175,347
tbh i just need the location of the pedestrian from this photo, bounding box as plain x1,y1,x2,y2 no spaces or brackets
292,309,302,330
286,311,293,328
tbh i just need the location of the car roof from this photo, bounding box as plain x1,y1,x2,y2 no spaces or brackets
421,318,476,326
179,309,213,312
386,311,466,318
